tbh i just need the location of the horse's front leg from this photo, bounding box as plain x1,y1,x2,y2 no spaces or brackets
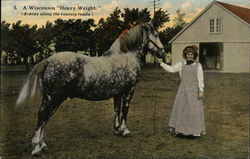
119,87,135,136
113,96,121,134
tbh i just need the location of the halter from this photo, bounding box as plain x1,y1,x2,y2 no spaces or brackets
147,36,162,50
144,29,163,53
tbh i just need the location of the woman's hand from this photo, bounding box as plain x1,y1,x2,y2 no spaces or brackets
155,57,162,63
198,91,204,99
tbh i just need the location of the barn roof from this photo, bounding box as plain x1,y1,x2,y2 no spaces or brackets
169,1,250,43
217,1,250,24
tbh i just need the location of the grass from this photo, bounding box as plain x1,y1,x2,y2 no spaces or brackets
0,68,249,159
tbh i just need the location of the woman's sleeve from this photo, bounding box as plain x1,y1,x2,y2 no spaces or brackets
197,63,204,92
160,62,181,73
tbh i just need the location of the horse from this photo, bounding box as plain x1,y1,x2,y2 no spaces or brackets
16,21,165,155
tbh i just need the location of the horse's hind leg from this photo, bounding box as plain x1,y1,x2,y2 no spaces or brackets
113,96,121,134
119,87,135,136
31,94,65,155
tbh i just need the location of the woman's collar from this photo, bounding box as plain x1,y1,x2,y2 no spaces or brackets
184,60,196,65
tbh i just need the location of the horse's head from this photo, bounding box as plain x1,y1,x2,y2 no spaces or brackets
142,21,165,58
114,22,165,59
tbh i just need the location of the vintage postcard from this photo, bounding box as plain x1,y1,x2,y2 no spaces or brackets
1,0,249,159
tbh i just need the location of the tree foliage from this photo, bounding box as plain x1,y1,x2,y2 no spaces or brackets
53,19,96,53
159,26,183,52
94,7,123,55
122,8,151,29
1,7,173,66
1,21,13,64
158,10,187,53
95,7,169,55
1,21,39,68
1,21,11,53
36,21,54,62
153,8,170,30
173,9,186,28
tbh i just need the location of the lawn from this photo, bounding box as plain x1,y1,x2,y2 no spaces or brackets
0,67,249,159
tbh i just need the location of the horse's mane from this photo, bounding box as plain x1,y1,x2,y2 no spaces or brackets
119,24,144,52
102,24,145,56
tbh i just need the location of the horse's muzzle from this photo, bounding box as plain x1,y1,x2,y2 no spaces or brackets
157,49,165,58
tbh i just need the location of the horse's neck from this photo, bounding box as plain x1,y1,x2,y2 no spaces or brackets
105,34,145,64
109,39,121,53
110,38,144,55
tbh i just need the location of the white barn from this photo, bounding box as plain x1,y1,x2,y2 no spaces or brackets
169,1,250,73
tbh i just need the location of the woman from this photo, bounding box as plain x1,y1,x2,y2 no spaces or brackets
156,45,205,137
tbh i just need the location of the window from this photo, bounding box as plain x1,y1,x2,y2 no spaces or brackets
209,19,215,33
209,18,222,33
216,18,222,32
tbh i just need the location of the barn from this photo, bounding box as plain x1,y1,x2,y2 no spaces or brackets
169,1,250,73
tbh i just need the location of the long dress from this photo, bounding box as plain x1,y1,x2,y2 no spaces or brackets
161,61,205,136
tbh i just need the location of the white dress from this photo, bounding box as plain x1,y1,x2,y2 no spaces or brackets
161,61,205,136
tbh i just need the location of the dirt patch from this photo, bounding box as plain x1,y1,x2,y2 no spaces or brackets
0,69,249,159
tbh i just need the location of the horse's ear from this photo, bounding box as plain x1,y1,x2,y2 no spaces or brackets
143,23,151,32
149,19,154,27
144,20,154,32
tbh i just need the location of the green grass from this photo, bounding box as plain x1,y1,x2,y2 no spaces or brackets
0,68,249,159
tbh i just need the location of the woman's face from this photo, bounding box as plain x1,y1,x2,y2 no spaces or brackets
186,52,194,61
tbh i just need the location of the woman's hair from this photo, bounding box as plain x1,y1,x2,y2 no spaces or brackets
182,45,198,60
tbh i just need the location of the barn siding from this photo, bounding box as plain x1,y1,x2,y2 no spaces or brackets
223,43,249,72
173,4,250,43
171,2,250,73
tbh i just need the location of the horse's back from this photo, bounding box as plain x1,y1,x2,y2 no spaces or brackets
48,52,88,63
42,52,88,95
45,52,90,79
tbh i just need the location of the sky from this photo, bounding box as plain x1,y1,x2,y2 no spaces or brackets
1,0,250,28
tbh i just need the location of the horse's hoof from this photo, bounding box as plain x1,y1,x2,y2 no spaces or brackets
114,126,122,135
31,141,47,155
114,130,120,135
122,129,131,137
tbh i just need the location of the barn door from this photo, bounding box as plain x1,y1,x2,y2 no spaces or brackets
199,43,223,70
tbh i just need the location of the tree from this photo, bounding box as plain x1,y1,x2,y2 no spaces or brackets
36,21,55,62
159,10,187,53
9,21,38,70
94,7,124,55
53,19,96,53
122,8,151,29
159,26,183,52
1,21,13,65
173,9,186,28
94,7,170,56
153,8,170,30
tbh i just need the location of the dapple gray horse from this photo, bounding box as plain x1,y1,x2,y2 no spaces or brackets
16,22,165,155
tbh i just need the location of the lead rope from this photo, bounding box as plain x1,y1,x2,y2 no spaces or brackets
151,54,161,134
145,31,163,134
153,79,158,134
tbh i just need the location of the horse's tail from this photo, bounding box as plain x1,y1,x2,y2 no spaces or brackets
16,60,49,107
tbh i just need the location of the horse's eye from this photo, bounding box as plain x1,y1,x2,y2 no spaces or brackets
153,32,158,37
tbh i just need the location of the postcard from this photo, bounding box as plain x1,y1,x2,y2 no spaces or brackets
1,0,249,159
